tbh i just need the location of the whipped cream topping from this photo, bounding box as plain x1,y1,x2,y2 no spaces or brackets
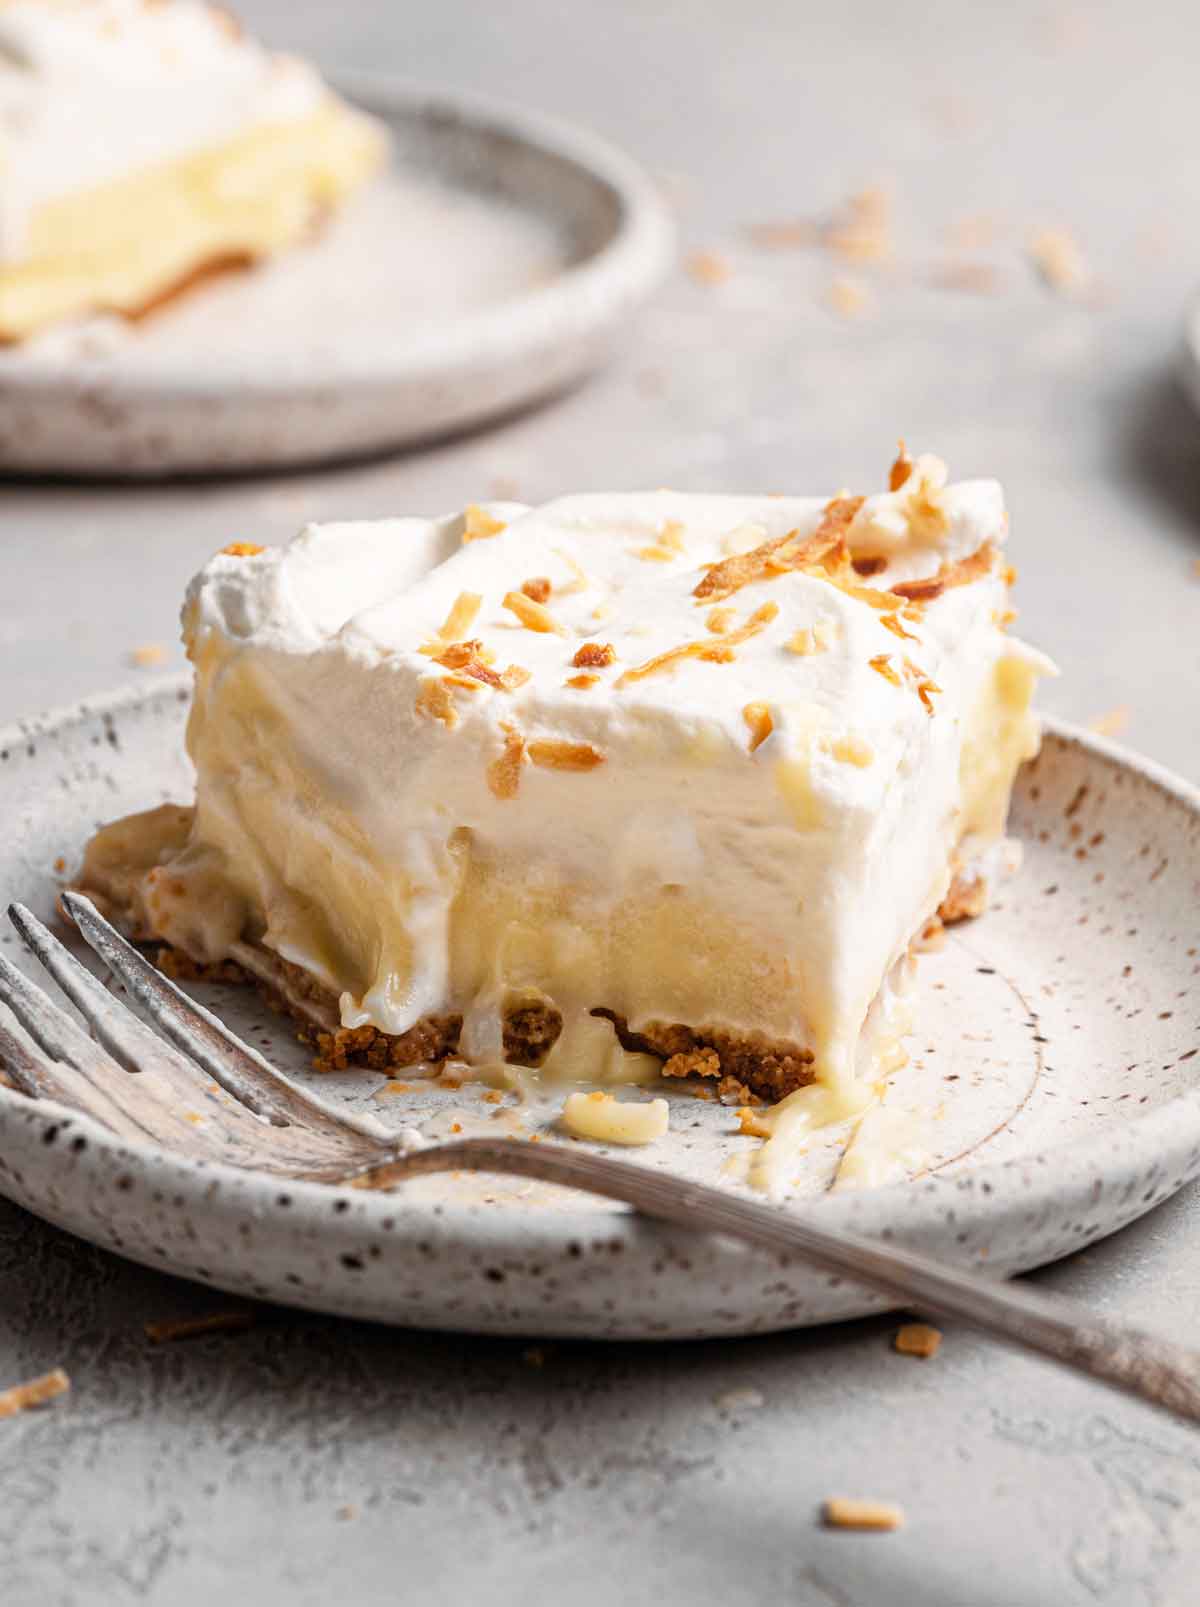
0,0,327,260
168,460,1049,1142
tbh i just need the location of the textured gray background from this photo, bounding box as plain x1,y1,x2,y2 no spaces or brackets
3,1,1200,1603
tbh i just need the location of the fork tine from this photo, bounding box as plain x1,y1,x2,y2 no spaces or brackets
0,991,176,1143
0,946,115,1072
7,903,264,1130
53,894,287,1126
58,893,393,1144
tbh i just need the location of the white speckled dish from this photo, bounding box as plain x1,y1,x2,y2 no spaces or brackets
0,680,1198,1338
0,77,674,478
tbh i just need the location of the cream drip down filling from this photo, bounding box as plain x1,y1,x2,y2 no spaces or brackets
77,451,1054,1192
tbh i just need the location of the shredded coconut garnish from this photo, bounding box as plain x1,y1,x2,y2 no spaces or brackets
462,505,506,543
635,520,687,563
617,601,779,687
503,590,568,635
1029,227,1088,294
487,723,526,799
827,733,874,766
686,249,732,286
706,607,736,634
824,186,893,262
693,497,863,602
822,1498,904,1532
892,540,996,602
787,617,842,656
415,678,460,728
894,1322,943,1359
870,654,940,713
440,590,483,640
221,541,264,558
520,577,552,603
565,673,600,690
742,703,774,753
869,653,902,688
888,441,914,491
0,1368,71,1419
528,739,606,771
573,641,616,669
879,611,920,642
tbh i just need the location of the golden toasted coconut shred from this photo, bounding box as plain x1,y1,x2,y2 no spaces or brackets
692,496,864,603
0,1368,71,1419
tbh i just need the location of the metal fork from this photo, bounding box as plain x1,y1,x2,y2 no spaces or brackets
2,895,1199,1425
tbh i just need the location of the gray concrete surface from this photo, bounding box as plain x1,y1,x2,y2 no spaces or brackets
3,1,1200,1602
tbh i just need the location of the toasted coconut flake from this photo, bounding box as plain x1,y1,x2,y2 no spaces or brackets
1030,227,1088,294
415,677,460,729
892,540,997,602
686,249,732,286
706,607,737,634
826,734,874,766
888,441,914,491
635,519,688,563
498,664,531,692
879,611,920,642
904,658,941,714
434,590,482,644
433,640,499,678
851,555,888,578
0,1367,71,1419
573,641,616,669
129,642,168,668
785,618,840,655
869,653,902,689
521,576,552,603
694,497,863,602
822,1497,904,1532
487,723,526,799
894,1322,942,1359
742,702,774,753
528,739,606,772
221,541,264,558
503,590,567,635
827,277,874,319
145,1310,256,1344
463,505,506,543
1087,705,1130,738
617,601,779,687
824,186,893,262
565,673,600,690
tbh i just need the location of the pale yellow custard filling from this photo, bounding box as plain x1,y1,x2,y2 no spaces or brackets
0,100,385,342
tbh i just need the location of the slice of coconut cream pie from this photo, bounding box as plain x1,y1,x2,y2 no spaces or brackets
0,0,386,342
77,448,1053,1190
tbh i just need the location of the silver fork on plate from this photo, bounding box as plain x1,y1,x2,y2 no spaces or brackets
2,892,1199,1425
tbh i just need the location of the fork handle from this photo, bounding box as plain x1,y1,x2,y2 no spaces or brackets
374,1138,1200,1424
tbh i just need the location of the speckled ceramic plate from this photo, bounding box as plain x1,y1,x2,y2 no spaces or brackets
0,76,674,477
0,680,1197,1338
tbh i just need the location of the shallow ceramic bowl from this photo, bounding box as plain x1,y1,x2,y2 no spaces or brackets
0,681,1197,1338
0,77,675,477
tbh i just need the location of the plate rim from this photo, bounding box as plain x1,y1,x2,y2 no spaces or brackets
0,72,677,400
2,675,1199,1257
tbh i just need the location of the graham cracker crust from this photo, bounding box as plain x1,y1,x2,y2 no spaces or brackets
141,870,987,1106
